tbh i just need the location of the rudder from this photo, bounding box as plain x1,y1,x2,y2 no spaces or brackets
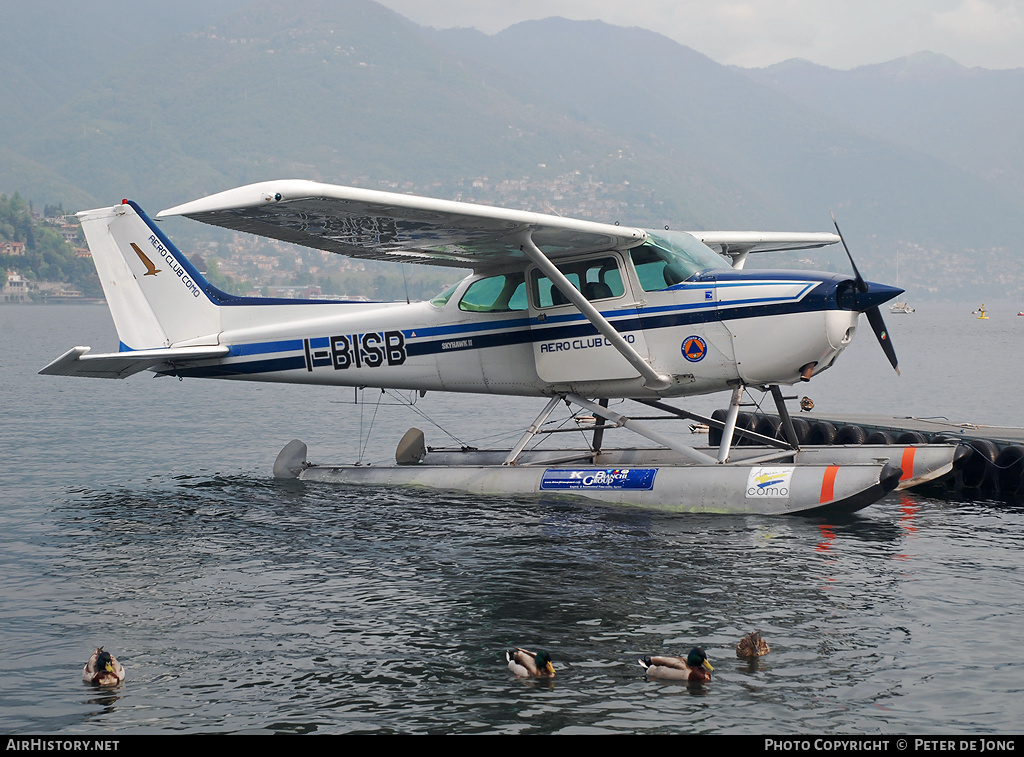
78,200,221,350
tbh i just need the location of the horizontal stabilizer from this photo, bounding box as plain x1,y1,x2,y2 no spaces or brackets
39,345,229,379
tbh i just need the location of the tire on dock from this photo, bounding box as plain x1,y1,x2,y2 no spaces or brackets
790,417,811,445
755,414,784,442
806,421,837,445
708,410,763,446
834,424,868,445
736,412,755,446
994,445,1024,496
955,439,1000,491
864,430,895,445
897,431,928,445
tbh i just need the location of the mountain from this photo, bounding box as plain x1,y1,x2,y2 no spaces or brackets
433,21,1024,240
742,51,1024,198
2,1,1022,299
0,1,251,141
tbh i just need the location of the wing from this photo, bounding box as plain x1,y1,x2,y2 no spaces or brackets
40,346,229,379
157,180,647,269
690,231,840,256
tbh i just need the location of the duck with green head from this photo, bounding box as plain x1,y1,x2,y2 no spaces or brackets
506,647,555,678
639,647,713,682
82,647,125,687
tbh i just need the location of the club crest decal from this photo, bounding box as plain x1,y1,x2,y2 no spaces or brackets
682,335,707,362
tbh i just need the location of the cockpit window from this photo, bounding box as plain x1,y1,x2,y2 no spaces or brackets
531,256,625,308
631,230,728,292
458,273,527,312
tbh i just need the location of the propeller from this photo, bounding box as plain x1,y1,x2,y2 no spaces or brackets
830,210,900,376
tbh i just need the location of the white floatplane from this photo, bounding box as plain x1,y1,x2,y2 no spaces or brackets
41,180,960,515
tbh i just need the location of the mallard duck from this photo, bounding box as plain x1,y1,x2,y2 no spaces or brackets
82,647,125,686
639,647,713,682
506,647,555,678
736,631,770,658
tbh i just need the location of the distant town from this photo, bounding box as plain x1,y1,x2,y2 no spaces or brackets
3,170,1021,305
0,189,463,304
2,170,655,305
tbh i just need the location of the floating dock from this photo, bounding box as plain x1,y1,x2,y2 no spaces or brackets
709,410,1024,496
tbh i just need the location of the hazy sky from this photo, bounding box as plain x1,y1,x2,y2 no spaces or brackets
376,0,1024,70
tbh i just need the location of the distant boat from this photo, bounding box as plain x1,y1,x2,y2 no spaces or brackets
890,252,913,313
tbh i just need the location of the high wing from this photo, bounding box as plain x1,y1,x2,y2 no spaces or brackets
692,231,840,256
689,231,840,269
157,180,647,269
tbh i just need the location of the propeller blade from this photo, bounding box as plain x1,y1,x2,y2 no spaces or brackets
830,209,867,293
864,305,900,376
830,210,900,375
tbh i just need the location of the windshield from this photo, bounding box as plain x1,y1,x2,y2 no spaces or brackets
429,281,460,308
631,230,728,291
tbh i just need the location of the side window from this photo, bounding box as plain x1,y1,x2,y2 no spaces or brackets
533,271,581,308
458,273,527,312
530,256,625,308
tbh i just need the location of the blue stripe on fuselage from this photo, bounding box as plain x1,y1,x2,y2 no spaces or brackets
227,339,305,357
164,355,306,378
169,273,848,376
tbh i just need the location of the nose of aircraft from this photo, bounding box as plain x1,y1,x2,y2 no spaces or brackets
835,279,902,312
833,278,901,375
854,281,903,311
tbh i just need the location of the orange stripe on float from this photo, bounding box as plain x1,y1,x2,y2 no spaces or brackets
900,446,917,482
820,465,839,503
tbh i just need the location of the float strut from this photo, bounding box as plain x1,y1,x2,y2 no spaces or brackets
770,384,801,449
503,395,564,465
717,385,744,463
591,398,609,454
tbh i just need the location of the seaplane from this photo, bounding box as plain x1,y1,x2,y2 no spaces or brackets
40,180,962,515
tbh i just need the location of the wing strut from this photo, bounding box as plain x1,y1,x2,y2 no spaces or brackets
517,232,672,391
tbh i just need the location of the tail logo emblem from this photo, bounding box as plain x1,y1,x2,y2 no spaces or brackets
130,242,161,276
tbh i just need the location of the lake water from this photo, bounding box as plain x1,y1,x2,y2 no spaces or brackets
2,304,1023,735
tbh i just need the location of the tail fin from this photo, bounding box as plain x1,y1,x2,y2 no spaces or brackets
77,200,221,350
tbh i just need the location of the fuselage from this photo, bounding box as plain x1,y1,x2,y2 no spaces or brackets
168,247,863,399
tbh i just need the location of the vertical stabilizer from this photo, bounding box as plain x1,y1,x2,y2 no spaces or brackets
78,201,221,350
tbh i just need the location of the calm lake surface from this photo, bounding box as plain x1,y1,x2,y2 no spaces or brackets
2,303,1023,734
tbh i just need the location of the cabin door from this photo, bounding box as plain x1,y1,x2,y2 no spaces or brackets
527,253,652,384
